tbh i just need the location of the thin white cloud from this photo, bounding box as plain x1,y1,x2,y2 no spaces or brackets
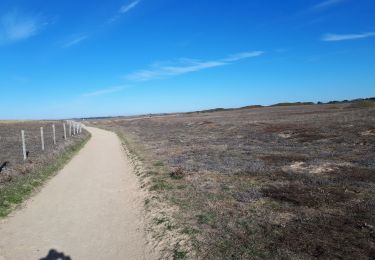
0,11,45,44
222,51,264,62
129,61,227,81
126,51,264,81
312,0,345,10
120,0,141,14
62,34,88,48
83,86,126,97
322,32,375,42
108,0,141,24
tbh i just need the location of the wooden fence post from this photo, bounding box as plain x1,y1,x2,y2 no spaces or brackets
40,127,45,151
21,130,27,160
63,123,67,140
52,124,56,145
69,122,72,136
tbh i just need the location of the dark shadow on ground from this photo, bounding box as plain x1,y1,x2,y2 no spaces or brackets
39,249,72,260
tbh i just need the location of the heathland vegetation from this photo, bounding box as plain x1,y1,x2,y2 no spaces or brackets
88,102,374,259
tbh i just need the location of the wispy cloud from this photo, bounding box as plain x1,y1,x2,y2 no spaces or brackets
83,86,127,97
62,34,88,48
120,0,141,14
294,0,345,27
126,51,264,81
312,0,345,10
108,0,141,24
0,10,46,44
222,51,264,62
322,32,375,42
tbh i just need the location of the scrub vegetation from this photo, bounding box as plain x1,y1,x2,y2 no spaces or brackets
89,103,375,259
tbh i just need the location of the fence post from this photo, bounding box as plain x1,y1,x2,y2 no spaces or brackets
63,123,67,140
69,122,72,136
40,127,45,151
52,124,56,145
21,130,27,160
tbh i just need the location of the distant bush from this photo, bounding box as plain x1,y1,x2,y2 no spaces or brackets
199,108,226,113
271,102,315,107
349,100,375,108
239,105,263,110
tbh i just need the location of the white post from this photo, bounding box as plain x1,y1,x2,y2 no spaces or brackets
40,127,45,151
63,123,67,140
80,124,82,133
69,122,72,136
73,123,76,135
52,124,56,145
21,130,27,160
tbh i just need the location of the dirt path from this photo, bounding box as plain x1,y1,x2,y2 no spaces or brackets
0,127,153,260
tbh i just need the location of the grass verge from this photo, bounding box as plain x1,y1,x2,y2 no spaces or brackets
0,133,91,218
112,129,193,259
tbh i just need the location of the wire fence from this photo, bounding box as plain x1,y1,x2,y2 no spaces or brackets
0,121,83,171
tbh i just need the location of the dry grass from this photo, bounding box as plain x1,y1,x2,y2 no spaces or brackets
0,121,89,184
88,103,375,259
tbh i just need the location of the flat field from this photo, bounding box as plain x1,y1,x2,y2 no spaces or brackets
90,103,375,259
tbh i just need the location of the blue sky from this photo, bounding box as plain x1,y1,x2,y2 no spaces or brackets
0,0,374,119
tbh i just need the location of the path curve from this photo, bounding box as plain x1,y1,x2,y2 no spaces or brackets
0,127,151,260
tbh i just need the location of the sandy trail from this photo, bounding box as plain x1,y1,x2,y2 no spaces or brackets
0,127,151,260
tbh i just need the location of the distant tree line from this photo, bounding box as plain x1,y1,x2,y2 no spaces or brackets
81,97,375,120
